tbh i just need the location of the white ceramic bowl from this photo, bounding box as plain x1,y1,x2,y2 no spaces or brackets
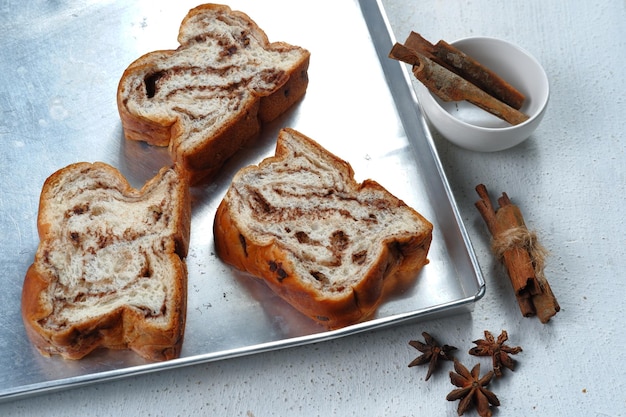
415,37,549,152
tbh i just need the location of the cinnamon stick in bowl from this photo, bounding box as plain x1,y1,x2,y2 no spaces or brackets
389,33,549,152
389,43,529,126
403,32,525,110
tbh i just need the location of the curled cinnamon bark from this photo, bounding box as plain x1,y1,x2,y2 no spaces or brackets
475,184,559,323
403,32,525,110
389,33,529,126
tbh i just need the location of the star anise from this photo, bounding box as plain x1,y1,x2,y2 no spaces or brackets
469,330,523,377
446,359,500,417
408,332,457,381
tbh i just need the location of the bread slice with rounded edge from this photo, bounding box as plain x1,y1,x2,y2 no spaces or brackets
213,128,433,329
117,3,310,184
22,162,191,361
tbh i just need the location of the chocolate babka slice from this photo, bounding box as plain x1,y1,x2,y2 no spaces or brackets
214,128,433,329
117,3,310,183
22,163,190,361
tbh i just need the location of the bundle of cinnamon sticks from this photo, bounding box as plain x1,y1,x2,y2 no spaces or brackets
389,32,529,125
475,184,560,323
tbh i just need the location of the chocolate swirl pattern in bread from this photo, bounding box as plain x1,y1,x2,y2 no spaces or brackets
214,128,433,329
21,163,191,361
117,4,310,183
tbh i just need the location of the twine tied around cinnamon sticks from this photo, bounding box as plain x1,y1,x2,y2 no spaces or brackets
475,184,559,323
491,226,548,277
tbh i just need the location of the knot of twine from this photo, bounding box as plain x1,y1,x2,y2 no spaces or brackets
491,226,549,278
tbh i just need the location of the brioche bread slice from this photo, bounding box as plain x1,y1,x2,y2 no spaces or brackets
213,128,433,329
22,163,191,361
117,3,310,184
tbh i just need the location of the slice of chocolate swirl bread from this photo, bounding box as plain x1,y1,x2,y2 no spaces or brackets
117,3,310,183
213,128,433,329
21,163,191,361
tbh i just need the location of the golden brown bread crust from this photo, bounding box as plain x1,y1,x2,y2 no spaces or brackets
116,4,310,184
213,129,433,329
21,163,190,361
22,262,187,360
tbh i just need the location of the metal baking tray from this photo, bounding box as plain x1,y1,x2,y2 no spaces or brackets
0,0,484,402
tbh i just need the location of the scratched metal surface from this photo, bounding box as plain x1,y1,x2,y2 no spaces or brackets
0,0,483,401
